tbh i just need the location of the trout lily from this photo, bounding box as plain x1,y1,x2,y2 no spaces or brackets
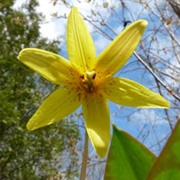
18,7,170,157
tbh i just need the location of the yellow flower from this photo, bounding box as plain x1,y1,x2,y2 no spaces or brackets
18,7,170,157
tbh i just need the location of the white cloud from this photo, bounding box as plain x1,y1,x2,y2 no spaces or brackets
14,0,117,53
14,0,69,40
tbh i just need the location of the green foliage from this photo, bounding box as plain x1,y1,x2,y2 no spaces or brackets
147,120,180,180
105,125,156,180
0,0,79,179
105,122,180,180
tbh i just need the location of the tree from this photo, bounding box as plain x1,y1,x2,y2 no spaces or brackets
0,0,79,179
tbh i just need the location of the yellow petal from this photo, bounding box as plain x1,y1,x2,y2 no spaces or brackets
27,88,81,130
66,7,96,71
18,48,72,85
103,77,170,108
95,20,148,76
82,96,110,158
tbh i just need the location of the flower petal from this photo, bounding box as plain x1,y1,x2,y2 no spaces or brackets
27,88,81,130
18,48,72,85
95,20,148,76
82,96,110,158
103,77,170,108
67,7,96,71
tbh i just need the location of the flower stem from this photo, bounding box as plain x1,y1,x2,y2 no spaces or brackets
80,130,89,180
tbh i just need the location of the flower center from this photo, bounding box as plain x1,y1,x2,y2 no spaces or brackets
81,70,96,93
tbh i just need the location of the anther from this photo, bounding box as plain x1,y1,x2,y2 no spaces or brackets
86,70,96,81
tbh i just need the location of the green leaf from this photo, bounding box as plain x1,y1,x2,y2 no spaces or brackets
147,120,180,180
104,124,156,180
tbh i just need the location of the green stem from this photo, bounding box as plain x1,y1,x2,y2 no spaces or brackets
80,130,89,180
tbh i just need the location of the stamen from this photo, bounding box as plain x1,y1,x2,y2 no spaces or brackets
86,70,96,80
80,70,96,93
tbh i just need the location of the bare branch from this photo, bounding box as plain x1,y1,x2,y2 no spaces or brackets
169,0,180,18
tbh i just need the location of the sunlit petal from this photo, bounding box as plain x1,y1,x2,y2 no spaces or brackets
18,48,72,85
27,88,81,130
95,20,148,77
67,7,96,71
82,96,110,158
103,77,170,108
